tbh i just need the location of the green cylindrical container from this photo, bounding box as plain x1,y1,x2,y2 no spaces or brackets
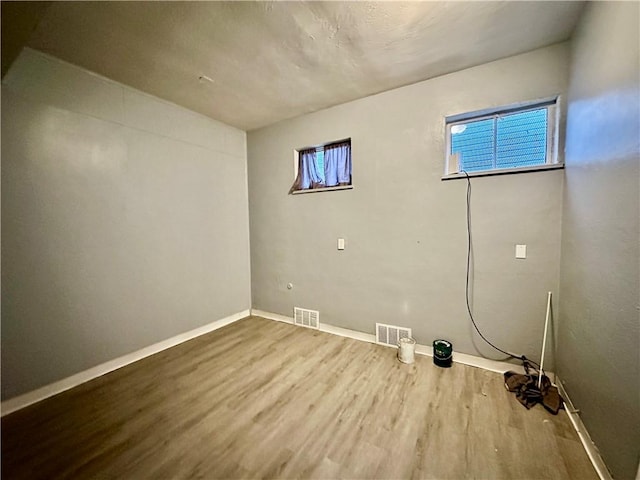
433,339,453,368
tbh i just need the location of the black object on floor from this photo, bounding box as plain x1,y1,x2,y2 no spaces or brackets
504,360,563,414
433,339,453,368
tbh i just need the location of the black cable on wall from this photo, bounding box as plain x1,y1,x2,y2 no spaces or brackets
460,170,539,369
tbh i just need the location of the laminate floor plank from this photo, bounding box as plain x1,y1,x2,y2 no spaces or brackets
2,316,598,479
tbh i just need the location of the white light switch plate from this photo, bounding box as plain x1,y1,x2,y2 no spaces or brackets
337,238,345,250
515,244,527,259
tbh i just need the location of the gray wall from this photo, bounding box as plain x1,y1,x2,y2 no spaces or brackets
248,44,569,364
559,3,640,479
1,49,251,400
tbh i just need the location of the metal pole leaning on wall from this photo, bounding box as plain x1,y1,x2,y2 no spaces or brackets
538,292,552,389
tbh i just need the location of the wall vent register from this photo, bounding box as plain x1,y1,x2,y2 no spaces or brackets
293,307,320,330
376,323,412,347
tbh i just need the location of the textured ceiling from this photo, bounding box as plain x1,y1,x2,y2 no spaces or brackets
20,1,584,131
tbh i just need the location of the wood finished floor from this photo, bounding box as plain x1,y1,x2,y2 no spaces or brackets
2,316,597,480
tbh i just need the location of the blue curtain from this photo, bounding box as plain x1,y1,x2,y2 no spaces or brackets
324,141,351,187
291,149,323,191
290,142,351,193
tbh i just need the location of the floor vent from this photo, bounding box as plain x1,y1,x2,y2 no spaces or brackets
293,307,320,330
376,323,412,347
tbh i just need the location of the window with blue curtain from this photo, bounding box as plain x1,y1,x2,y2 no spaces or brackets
449,103,553,174
290,139,351,193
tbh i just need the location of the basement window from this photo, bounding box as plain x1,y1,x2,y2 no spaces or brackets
290,139,352,194
443,98,562,178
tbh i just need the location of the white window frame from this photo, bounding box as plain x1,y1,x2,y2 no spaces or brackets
291,138,353,194
443,97,563,179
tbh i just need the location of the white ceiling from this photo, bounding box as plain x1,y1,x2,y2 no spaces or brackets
23,1,585,131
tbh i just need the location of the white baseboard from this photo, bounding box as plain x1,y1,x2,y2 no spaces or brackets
415,343,527,374
250,309,523,374
251,309,380,345
556,379,612,480
1,309,250,417
251,309,295,326
319,322,377,344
